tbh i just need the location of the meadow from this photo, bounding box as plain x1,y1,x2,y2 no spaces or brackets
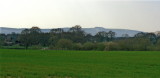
0,49,160,78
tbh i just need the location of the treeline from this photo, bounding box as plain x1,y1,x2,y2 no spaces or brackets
0,25,160,51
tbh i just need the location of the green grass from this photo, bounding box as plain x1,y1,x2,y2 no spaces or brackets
0,49,160,78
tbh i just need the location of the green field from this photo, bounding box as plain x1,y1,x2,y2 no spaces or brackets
0,49,160,78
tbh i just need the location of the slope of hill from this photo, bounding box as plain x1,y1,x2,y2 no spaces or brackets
0,27,142,37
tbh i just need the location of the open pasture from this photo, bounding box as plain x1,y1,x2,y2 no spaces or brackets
0,49,160,78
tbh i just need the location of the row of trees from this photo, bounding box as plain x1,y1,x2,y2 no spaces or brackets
0,25,160,51
18,25,116,49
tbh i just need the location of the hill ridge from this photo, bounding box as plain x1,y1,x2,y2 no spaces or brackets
0,27,142,37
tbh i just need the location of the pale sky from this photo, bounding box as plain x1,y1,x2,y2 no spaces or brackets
0,0,160,32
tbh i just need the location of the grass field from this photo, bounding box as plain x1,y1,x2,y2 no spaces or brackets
0,49,160,78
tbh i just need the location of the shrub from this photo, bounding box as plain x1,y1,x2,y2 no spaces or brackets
83,42,95,50
72,43,83,50
29,45,43,50
116,38,151,51
56,39,73,50
95,43,105,51
105,42,120,51
154,39,160,51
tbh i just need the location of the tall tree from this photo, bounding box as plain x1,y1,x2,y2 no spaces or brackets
69,25,82,32
146,33,157,44
108,31,116,41
50,28,64,34
30,26,41,33
69,25,85,43
85,34,94,42
134,32,146,38
39,33,50,46
95,31,108,42
0,34,5,46
49,35,59,46
19,27,42,49
122,34,130,38
156,31,160,39
29,27,42,45
19,29,31,49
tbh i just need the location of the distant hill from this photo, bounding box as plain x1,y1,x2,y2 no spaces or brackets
0,27,142,37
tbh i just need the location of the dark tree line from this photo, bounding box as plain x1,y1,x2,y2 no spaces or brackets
0,25,160,51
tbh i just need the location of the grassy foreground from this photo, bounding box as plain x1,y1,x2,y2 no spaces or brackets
0,49,160,78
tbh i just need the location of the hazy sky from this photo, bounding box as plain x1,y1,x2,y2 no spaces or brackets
0,0,160,32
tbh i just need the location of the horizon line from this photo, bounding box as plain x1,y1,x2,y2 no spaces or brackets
0,26,150,32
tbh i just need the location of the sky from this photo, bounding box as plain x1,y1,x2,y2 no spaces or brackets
0,0,160,32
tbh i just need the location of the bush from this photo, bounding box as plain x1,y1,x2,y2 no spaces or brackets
56,39,73,50
0,46,3,49
83,42,95,50
116,38,151,51
29,45,43,50
72,43,83,50
105,42,120,51
154,39,160,51
95,43,105,51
